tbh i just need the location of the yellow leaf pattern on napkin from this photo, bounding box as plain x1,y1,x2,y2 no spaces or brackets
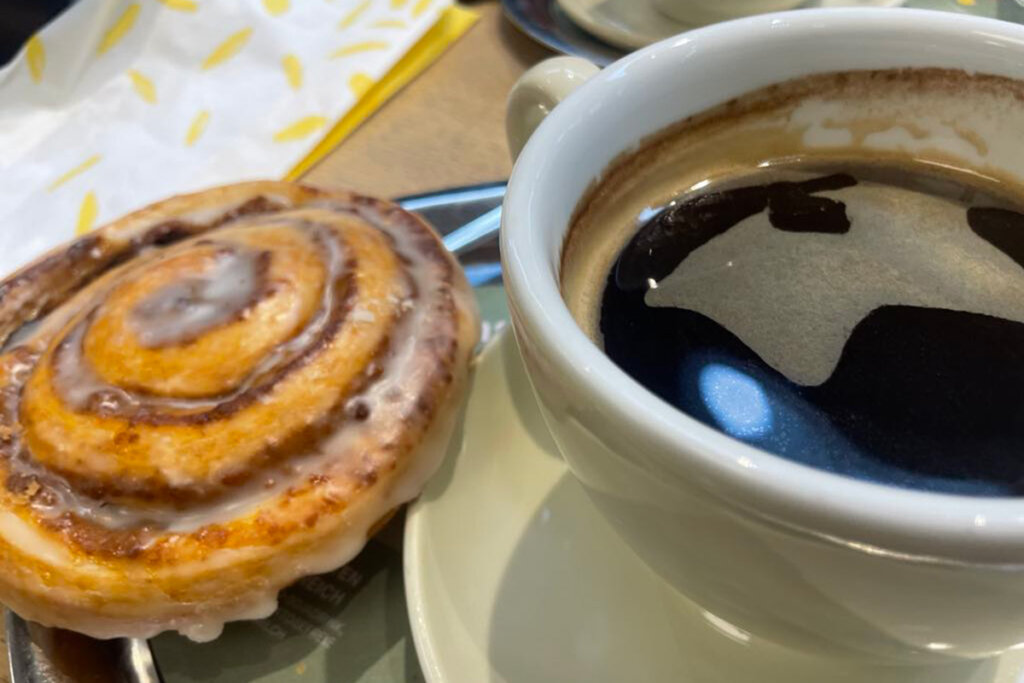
76,192,99,235
339,0,370,28
330,41,389,58
282,54,302,90
26,35,45,83
263,0,290,16
349,73,373,98
128,69,157,103
273,115,327,142
185,110,210,146
49,155,101,191
1,2,474,244
97,3,140,55
412,0,432,18
155,0,198,11
202,28,253,70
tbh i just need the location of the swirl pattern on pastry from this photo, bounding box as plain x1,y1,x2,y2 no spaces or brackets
0,182,479,640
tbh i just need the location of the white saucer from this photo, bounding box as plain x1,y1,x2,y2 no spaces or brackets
556,0,905,50
405,331,1024,683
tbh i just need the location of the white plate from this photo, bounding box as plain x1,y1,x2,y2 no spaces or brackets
555,0,904,50
405,331,1024,683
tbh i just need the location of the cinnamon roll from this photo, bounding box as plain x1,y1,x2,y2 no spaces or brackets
0,182,479,640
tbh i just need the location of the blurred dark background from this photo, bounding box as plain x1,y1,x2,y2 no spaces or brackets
0,0,73,64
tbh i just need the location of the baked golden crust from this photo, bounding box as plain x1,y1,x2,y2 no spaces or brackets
0,182,479,640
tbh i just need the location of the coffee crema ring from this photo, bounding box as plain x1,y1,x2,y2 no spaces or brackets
0,182,479,641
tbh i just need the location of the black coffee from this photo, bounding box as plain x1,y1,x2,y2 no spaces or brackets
599,164,1024,496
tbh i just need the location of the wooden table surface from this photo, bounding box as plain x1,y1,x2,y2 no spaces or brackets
0,3,550,680
305,1,551,197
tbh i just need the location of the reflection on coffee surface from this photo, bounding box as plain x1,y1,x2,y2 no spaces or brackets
563,69,1024,496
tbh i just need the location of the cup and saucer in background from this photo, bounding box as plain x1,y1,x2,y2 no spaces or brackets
553,0,903,51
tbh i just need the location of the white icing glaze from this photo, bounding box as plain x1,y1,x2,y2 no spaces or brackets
130,245,263,347
0,511,75,568
51,224,345,415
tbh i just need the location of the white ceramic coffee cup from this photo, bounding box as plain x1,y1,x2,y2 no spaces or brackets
502,8,1024,661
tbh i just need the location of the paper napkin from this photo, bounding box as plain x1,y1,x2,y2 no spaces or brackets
0,0,475,274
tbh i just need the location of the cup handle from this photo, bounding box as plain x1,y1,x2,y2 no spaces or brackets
506,56,600,161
